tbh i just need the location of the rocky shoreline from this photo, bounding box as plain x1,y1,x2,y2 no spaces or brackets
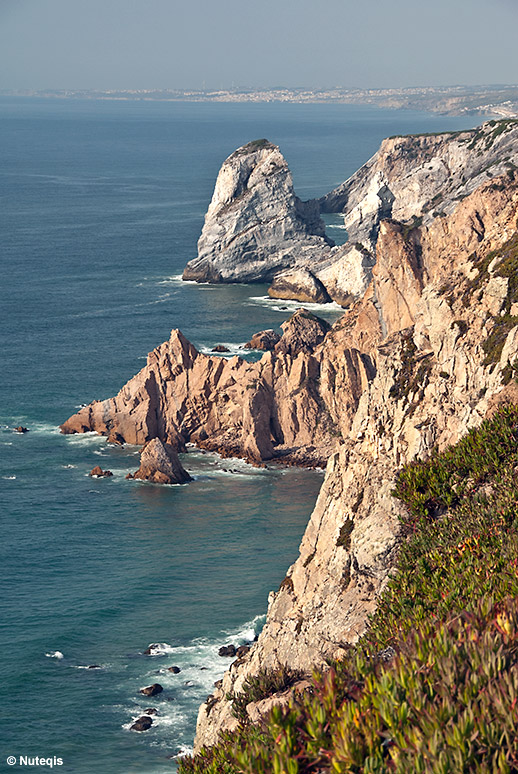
60,120,518,756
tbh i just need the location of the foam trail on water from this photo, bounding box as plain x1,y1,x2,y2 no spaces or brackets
45,651,64,660
247,294,343,314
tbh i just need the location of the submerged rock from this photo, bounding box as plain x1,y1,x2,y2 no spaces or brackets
133,438,192,485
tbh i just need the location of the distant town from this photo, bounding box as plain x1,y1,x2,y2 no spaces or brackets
2,84,518,118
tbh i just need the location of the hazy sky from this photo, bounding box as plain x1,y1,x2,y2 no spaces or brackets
0,0,517,91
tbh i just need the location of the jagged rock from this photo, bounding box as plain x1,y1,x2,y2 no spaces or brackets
60,323,337,468
274,309,330,356
140,684,163,697
244,330,280,351
89,466,113,478
193,171,518,750
236,645,250,658
212,345,230,353
182,139,333,284
107,431,124,445
133,438,192,485
130,716,153,732
268,268,331,304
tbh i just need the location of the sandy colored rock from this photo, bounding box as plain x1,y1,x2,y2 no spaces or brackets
268,268,331,304
243,329,280,351
133,438,192,484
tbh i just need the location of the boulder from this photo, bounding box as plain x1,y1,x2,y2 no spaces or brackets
89,466,113,478
236,645,251,658
244,329,281,351
140,683,163,697
218,644,236,657
144,708,158,715
167,666,181,674
133,439,192,485
130,715,154,732
14,426,29,433
212,345,230,353
268,268,331,304
275,309,331,356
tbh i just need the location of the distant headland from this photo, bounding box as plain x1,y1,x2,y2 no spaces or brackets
2,83,518,118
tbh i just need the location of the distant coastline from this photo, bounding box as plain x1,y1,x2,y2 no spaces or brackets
2,84,518,118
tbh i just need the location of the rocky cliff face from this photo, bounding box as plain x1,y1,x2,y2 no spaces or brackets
193,170,518,749
183,121,518,308
60,124,518,754
60,310,337,469
182,139,333,284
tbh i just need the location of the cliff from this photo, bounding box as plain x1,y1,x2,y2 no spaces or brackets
192,168,518,749
183,121,518,307
60,123,518,761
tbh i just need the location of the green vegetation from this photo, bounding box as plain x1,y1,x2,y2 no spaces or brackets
179,407,518,774
229,666,305,724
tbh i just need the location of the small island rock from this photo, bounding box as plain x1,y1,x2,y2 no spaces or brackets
133,438,192,485
140,683,163,697
89,466,113,478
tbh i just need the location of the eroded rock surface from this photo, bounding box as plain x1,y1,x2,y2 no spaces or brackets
194,172,518,749
183,139,332,284
132,438,192,484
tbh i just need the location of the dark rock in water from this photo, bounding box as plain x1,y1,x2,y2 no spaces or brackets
133,438,192,485
236,645,251,658
244,329,281,351
107,431,125,446
87,664,101,669
183,680,195,687
144,707,158,715
89,466,113,478
14,426,29,433
131,715,154,732
167,666,181,673
218,644,236,657
200,667,208,671
212,345,230,353
125,473,134,479
140,683,163,697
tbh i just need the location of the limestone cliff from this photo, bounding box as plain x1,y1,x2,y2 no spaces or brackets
182,139,333,284
193,170,518,749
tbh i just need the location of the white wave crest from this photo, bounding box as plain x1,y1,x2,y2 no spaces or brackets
45,651,64,660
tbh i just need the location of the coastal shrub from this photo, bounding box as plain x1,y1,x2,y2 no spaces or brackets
179,407,518,774
229,665,305,723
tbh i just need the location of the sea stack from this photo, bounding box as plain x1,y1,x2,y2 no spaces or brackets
132,438,192,485
182,139,333,285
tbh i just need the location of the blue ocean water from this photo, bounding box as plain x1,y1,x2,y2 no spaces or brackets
0,98,477,773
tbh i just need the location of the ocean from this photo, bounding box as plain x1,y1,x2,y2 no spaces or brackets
0,97,477,773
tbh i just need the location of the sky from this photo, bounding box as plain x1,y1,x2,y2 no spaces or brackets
0,0,517,92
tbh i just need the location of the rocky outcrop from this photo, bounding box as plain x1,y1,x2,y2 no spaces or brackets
268,268,331,304
183,122,518,308
60,310,339,468
193,171,518,749
243,329,280,351
182,139,333,284
131,438,191,484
